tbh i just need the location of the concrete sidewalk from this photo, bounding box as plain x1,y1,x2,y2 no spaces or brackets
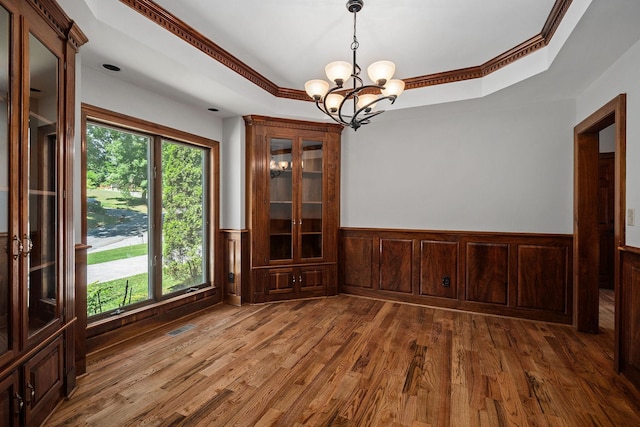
87,254,148,283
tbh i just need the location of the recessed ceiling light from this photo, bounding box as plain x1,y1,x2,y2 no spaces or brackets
102,63,121,72
208,108,219,112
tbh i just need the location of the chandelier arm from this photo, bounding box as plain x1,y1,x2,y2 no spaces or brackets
343,84,385,99
337,92,352,127
349,95,399,129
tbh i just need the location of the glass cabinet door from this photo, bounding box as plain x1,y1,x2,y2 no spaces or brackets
26,32,59,337
301,140,323,259
0,5,10,358
269,138,293,261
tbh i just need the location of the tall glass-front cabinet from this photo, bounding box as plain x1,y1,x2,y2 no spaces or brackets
245,116,342,303
0,0,85,425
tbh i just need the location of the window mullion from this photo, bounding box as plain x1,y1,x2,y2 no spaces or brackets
151,135,163,301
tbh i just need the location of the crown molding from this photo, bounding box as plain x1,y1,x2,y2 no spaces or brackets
243,115,343,134
28,0,88,50
119,0,572,101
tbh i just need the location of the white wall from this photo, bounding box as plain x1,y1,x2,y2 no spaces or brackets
81,67,222,140
221,117,245,229
577,37,640,247
341,96,575,234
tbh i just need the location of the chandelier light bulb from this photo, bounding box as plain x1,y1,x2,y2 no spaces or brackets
367,60,395,86
325,61,352,86
356,94,378,111
325,93,345,113
305,79,330,100
381,79,406,97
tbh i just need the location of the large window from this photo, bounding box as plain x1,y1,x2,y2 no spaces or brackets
83,107,216,319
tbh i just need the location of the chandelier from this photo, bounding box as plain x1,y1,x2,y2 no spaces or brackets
304,0,405,130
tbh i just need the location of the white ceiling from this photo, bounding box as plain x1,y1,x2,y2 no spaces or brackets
55,0,640,120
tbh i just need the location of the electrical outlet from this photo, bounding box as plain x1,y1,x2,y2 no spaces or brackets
628,208,636,226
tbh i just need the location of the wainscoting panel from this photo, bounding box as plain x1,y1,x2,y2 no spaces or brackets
340,228,573,323
517,245,569,313
465,242,509,305
379,239,413,294
221,230,249,306
419,240,458,299
620,246,640,390
342,236,375,289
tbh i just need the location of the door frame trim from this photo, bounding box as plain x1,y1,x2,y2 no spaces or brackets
573,94,626,370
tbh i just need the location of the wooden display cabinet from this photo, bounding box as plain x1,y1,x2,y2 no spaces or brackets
244,116,342,303
0,0,85,425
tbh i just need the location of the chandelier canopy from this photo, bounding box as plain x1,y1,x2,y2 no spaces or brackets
304,0,405,130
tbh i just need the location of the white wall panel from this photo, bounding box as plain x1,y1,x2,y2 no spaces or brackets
341,97,575,233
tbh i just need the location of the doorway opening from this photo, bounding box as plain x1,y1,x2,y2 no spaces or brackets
573,94,626,371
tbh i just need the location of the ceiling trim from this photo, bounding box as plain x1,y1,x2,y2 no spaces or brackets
119,0,571,101
29,0,89,50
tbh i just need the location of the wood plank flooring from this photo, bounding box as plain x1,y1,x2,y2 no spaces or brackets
46,291,640,426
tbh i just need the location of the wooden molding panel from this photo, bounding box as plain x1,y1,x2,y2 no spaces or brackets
341,228,573,323
419,240,458,299
379,239,413,294
465,243,508,305
221,230,249,306
74,244,90,376
517,245,569,313
300,267,324,292
267,269,295,295
620,247,640,389
342,236,375,289
120,0,572,98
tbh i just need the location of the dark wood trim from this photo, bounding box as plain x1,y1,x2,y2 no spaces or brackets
74,243,90,376
619,247,640,391
119,0,571,99
82,103,220,149
573,94,626,372
80,109,88,243
340,228,573,324
243,115,343,134
86,289,219,353
620,245,640,256
221,230,250,306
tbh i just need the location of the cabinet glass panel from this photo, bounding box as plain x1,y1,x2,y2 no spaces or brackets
269,138,293,261
0,6,9,355
301,140,323,259
27,33,59,336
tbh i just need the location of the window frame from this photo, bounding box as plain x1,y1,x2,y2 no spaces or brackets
80,104,220,325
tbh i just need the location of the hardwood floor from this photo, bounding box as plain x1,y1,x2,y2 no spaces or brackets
46,292,640,426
